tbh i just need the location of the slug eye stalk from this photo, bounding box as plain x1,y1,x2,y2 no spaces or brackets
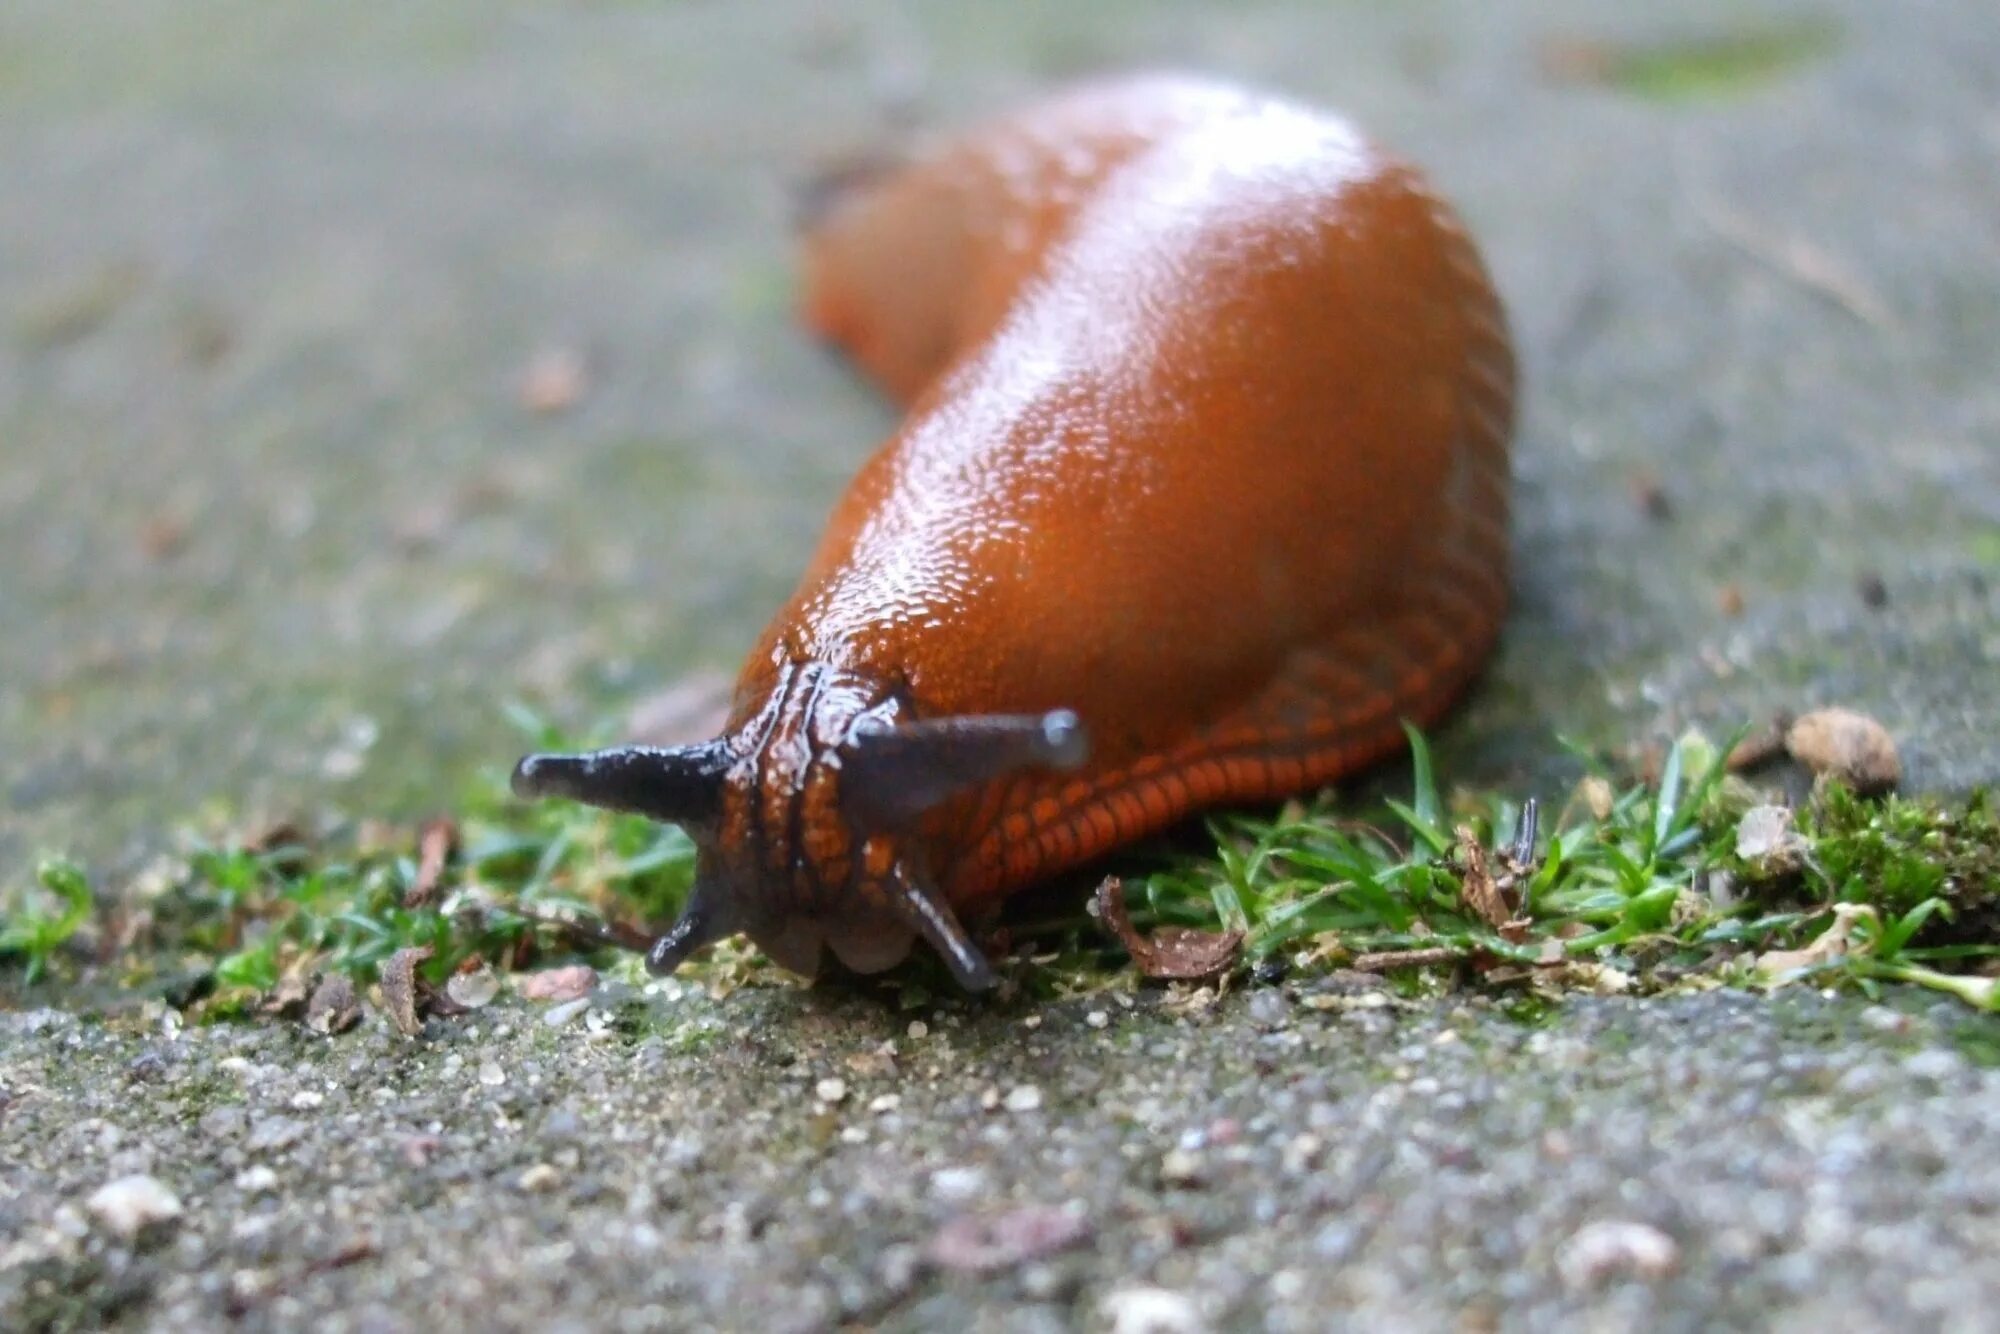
510,741,730,827
884,857,998,991
839,709,1088,830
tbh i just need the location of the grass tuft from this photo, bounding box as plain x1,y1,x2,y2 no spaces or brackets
5,715,1997,1013
0,857,95,984
1103,728,1996,1008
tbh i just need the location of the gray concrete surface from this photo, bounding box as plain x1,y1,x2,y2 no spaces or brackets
5,987,2000,1332
4,1,2000,1330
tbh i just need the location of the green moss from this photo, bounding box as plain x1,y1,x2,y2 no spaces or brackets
172,1072,247,1117
1804,785,1999,926
1494,992,1561,1029
651,1022,727,1057
1969,527,2000,569
0,857,94,984
1948,1016,2000,1069
1603,23,1840,102
13,1254,156,1329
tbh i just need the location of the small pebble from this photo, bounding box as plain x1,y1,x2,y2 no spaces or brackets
518,1162,561,1192
815,1077,849,1105
446,966,500,1009
1003,1085,1044,1113
1786,708,1901,794
235,1165,279,1194
1904,1049,1966,1083
1246,990,1290,1027
927,1203,1091,1274
1558,1219,1679,1289
878,1242,921,1290
519,346,588,414
906,1020,930,1040
1101,1284,1207,1334
1281,1134,1325,1174
199,1106,246,1139
519,965,597,1003
869,1093,902,1114
247,1115,308,1153
86,1174,182,1239
1860,1006,1911,1034
1160,1148,1204,1185
931,1166,989,1203
477,1061,506,1087
1836,1064,1890,1097
1086,1010,1110,1029
543,998,590,1028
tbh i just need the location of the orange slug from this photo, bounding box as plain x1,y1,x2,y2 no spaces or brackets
513,75,1515,990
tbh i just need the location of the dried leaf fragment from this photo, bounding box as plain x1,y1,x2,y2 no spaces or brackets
1579,775,1616,822
1351,947,1460,973
519,964,597,1002
1735,805,1808,878
1756,903,1877,983
1553,961,1635,995
1786,708,1900,794
403,817,457,909
260,966,315,1020
305,974,362,1036
379,946,433,1036
224,1236,379,1317
1454,825,1513,929
926,1203,1092,1275
1724,715,1791,773
1094,877,1242,980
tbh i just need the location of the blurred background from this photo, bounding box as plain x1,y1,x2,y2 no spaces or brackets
3,0,1996,879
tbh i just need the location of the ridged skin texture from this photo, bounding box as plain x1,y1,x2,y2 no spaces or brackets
699,75,1514,974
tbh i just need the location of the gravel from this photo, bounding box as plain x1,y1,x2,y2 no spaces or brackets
4,988,1999,1330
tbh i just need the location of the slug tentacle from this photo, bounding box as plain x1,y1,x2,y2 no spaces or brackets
841,709,1088,831
644,881,731,975
883,857,998,992
511,741,730,826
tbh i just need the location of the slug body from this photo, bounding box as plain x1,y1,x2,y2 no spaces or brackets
514,76,1515,990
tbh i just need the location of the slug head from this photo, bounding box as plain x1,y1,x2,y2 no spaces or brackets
510,666,1087,991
